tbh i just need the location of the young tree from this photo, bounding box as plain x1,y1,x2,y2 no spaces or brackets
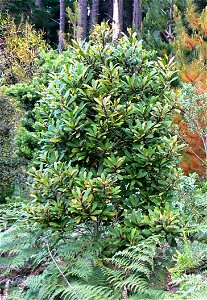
174,0,207,92
28,24,182,248
142,0,185,55
67,1,81,40
77,0,88,39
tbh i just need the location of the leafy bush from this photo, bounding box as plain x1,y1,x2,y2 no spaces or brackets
0,96,17,202
0,14,46,85
0,17,48,199
27,23,182,250
5,49,67,159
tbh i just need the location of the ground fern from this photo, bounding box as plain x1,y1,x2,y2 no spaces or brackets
11,236,163,299
0,209,163,300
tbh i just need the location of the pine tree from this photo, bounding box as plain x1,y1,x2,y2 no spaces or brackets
142,0,185,55
175,0,207,93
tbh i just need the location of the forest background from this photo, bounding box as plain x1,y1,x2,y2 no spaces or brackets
1,0,207,299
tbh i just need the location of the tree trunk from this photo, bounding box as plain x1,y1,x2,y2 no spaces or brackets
90,0,99,30
133,0,142,32
77,0,88,40
112,0,123,39
59,0,66,51
119,0,123,33
120,285,128,300
167,0,174,43
160,0,174,44
107,0,113,24
35,0,42,7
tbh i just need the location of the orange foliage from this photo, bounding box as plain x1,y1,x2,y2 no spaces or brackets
179,61,207,84
174,114,206,177
180,69,199,83
175,1,207,175
186,0,207,37
181,33,200,50
200,7,207,37
186,0,200,30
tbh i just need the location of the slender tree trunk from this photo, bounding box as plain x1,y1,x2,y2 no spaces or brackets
59,0,66,51
119,0,123,33
133,0,142,32
77,0,88,40
120,285,128,300
167,0,174,43
107,0,113,23
112,0,123,39
35,0,42,7
90,0,99,30
160,0,174,44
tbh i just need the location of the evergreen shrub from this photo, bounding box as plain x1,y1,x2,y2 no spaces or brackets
29,24,182,250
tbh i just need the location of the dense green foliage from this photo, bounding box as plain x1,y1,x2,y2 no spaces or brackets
6,50,66,159
27,25,182,250
142,0,185,55
0,97,17,202
165,174,207,299
1,173,207,299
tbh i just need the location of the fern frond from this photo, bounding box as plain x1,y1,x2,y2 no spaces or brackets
0,220,161,300
167,272,207,299
61,283,117,300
